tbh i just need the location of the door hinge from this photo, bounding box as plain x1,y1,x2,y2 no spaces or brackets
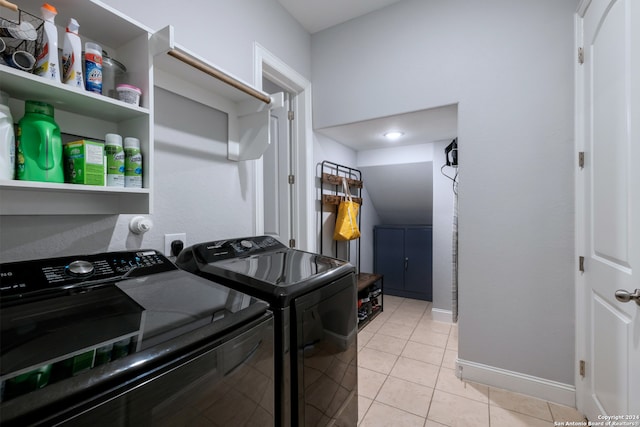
289,239,296,248
579,256,585,273
288,174,295,184
578,152,585,169
578,47,584,64
288,110,294,121
579,360,586,377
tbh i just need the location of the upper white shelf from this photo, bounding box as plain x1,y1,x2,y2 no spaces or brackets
151,26,271,105
150,26,275,161
0,65,149,122
8,0,150,50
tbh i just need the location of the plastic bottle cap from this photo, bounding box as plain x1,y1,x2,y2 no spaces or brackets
41,3,57,21
105,133,123,146
66,18,79,34
42,3,57,13
25,100,54,117
124,137,140,148
85,42,102,54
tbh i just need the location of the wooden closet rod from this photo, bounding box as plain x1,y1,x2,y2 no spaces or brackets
167,49,272,105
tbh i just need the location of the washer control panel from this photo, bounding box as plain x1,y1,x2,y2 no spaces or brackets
0,250,176,301
194,236,286,263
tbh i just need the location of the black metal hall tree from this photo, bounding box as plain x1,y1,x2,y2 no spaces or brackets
319,160,384,329
319,160,363,269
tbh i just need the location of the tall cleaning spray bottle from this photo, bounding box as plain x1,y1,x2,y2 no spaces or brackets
34,3,60,82
61,18,83,88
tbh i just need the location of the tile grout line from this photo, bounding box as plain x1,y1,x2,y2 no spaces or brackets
487,386,558,424
426,319,456,427
424,362,444,425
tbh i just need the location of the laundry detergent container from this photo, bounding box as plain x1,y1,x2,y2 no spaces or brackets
17,101,64,183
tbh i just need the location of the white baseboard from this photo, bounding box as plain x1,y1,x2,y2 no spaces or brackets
431,308,453,323
456,358,576,407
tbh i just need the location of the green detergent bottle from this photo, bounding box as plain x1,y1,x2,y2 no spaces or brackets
17,101,64,183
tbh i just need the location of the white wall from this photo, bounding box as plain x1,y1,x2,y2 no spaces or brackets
312,0,576,387
359,185,381,273
357,143,433,167
0,0,310,261
358,144,434,225
104,0,311,84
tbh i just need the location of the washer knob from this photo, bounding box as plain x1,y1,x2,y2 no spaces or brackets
67,260,95,277
240,240,253,249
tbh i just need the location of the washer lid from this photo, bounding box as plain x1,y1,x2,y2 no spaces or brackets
117,269,263,349
211,248,348,286
179,237,355,305
1,251,268,380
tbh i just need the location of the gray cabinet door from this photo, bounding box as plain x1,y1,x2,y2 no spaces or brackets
404,227,432,301
374,227,405,293
374,225,432,301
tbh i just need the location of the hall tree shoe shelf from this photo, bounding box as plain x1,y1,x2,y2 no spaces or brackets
319,161,384,329
355,272,384,329
0,0,152,215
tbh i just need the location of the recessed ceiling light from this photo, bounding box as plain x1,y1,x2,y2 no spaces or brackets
383,131,404,140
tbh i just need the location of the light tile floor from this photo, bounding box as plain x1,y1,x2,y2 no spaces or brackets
357,295,587,427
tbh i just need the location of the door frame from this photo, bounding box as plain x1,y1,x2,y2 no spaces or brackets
574,0,587,411
253,43,314,251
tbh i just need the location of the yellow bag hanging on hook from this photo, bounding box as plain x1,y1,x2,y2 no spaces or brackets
333,177,361,241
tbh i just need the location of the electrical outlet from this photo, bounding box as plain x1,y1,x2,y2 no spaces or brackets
164,233,186,256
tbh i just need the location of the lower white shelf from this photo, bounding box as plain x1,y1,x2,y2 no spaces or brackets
0,180,151,215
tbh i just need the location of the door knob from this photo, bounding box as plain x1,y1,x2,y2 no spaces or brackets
614,289,640,306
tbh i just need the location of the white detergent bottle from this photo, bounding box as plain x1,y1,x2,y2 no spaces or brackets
0,91,16,180
61,18,83,88
34,3,60,82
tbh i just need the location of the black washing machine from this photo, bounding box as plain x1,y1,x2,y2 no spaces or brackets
177,236,358,427
0,250,274,426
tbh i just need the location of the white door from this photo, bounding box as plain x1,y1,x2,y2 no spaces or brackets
577,0,640,419
263,92,293,246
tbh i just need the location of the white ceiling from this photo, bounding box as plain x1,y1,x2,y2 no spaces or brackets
277,0,404,34
316,104,458,152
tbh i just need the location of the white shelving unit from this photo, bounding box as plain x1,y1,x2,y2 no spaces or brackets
0,0,274,216
0,0,153,215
